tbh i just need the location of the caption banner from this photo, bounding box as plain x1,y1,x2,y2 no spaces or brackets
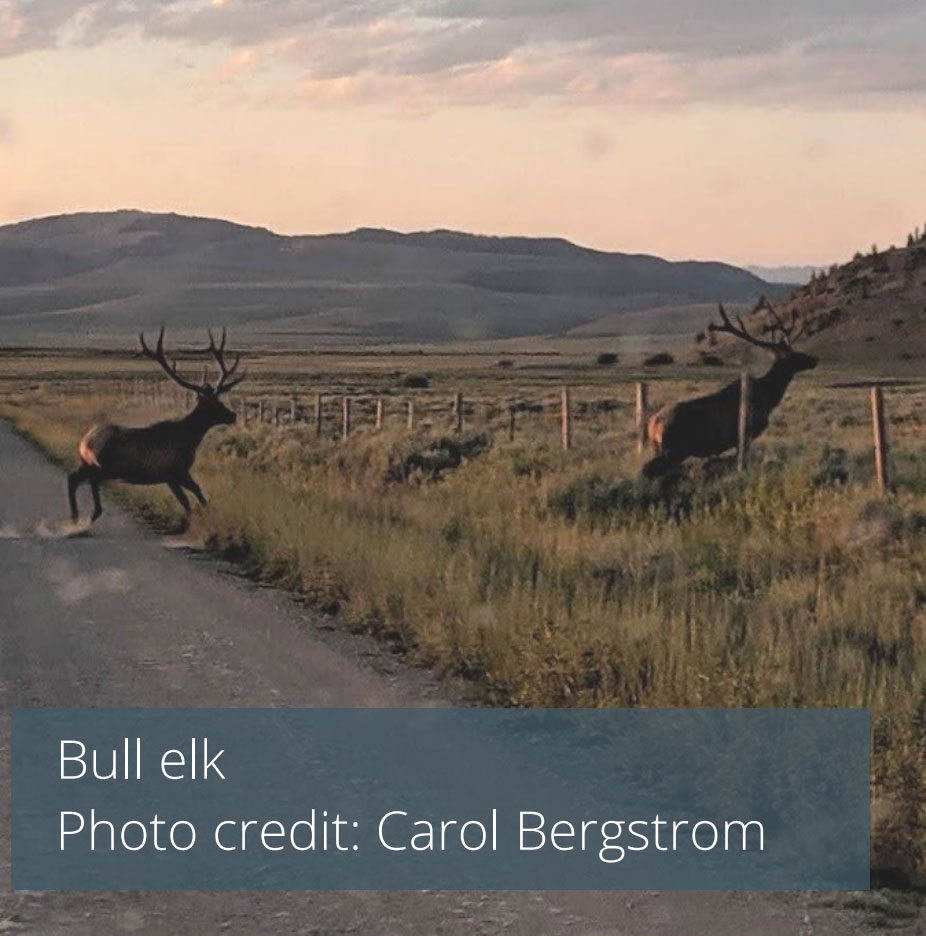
12,708,870,891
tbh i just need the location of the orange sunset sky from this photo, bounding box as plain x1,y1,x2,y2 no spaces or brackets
1,0,925,265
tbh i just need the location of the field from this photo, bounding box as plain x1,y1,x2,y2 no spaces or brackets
2,345,926,882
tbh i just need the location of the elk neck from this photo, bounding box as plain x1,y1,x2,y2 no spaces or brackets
753,356,801,410
177,399,221,447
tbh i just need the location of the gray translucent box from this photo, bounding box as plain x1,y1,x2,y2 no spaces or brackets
12,708,869,891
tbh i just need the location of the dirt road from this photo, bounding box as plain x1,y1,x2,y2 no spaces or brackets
0,421,915,934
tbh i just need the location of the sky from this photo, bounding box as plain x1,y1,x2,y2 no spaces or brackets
1,0,925,265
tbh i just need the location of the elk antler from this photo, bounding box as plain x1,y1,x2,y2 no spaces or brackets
756,298,808,349
138,327,207,394
206,328,246,395
707,303,792,355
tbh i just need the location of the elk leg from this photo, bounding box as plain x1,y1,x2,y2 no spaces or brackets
67,466,90,522
180,474,208,508
167,481,192,515
89,476,103,522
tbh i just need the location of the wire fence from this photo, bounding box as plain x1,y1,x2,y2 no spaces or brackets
113,375,898,494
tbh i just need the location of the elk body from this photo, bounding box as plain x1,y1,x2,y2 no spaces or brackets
68,329,245,525
642,303,817,479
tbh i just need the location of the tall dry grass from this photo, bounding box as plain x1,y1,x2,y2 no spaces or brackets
4,369,926,880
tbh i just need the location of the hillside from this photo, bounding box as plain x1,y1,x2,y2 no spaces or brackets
692,231,926,369
0,210,771,347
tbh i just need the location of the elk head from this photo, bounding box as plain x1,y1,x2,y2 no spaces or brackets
138,327,246,426
707,299,817,374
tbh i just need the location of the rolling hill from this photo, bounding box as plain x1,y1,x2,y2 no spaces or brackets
704,233,926,368
0,210,772,347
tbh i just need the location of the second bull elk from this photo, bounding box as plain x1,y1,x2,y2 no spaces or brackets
68,328,246,526
642,302,817,478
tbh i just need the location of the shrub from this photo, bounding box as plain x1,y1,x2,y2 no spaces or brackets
596,352,618,366
812,446,850,489
386,432,492,483
905,248,926,273
400,374,430,389
548,463,749,526
643,352,674,367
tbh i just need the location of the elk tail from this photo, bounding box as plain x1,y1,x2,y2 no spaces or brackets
78,426,103,468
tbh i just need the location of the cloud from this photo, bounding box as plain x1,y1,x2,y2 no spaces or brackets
1,0,925,108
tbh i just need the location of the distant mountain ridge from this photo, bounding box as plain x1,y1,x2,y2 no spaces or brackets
0,210,774,346
746,265,823,285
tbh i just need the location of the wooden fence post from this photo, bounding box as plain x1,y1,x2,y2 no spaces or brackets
508,406,516,443
257,399,264,424
561,388,572,452
315,394,324,438
871,386,889,496
376,398,384,431
342,396,351,441
290,397,297,424
737,372,753,472
407,401,415,431
635,382,649,454
453,392,463,433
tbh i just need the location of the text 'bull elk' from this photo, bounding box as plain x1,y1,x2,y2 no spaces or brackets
68,328,246,526
642,302,817,478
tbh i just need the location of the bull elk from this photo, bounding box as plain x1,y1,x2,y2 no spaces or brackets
642,302,817,478
68,328,246,526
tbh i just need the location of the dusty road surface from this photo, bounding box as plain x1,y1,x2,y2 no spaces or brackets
0,421,918,935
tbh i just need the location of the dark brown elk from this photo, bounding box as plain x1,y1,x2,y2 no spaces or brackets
68,328,245,525
642,303,817,479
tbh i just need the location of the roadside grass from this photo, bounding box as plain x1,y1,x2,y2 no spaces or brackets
4,362,926,882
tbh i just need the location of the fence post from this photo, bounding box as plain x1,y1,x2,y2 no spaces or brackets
342,396,351,441
240,395,249,427
561,388,572,452
453,392,463,433
737,372,753,472
508,406,516,443
257,399,264,424
315,394,324,438
407,401,415,431
376,398,384,431
290,397,297,424
635,382,649,454
871,386,889,496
